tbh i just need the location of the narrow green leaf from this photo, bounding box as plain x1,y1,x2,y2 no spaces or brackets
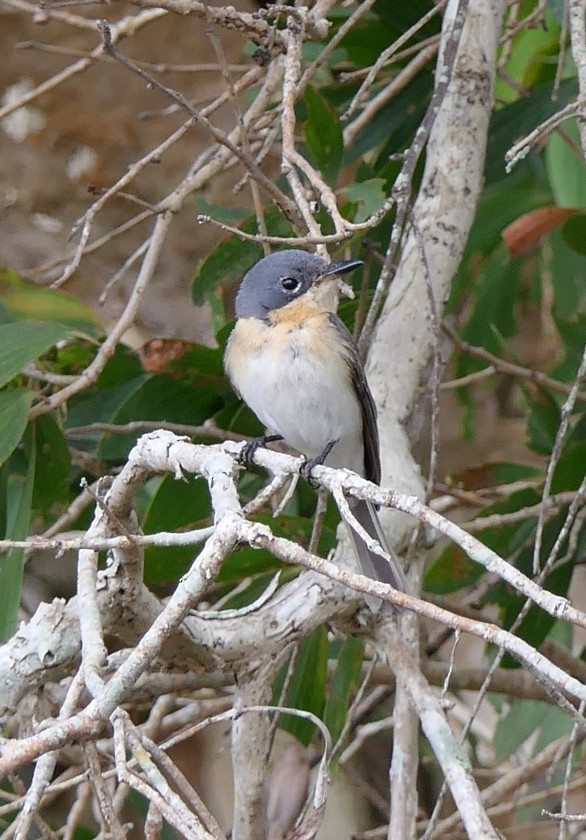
0,427,36,641
526,393,561,454
0,321,75,389
304,86,343,184
549,230,586,319
323,637,364,746
561,214,586,255
276,626,328,746
0,390,33,466
32,415,71,510
456,251,521,378
545,121,586,208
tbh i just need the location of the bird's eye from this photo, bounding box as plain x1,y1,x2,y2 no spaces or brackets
280,276,301,293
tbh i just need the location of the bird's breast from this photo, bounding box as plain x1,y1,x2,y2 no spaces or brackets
224,312,365,473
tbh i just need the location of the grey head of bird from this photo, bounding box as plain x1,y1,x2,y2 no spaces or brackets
234,249,362,319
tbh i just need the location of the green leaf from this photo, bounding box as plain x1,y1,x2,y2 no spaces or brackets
32,415,71,510
0,390,33,467
489,462,542,483
486,79,576,183
0,321,76,389
545,121,586,208
0,270,102,337
0,427,36,641
276,626,328,746
323,637,364,746
494,692,572,764
496,13,561,102
549,229,586,318
95,344,143,388
500,567,573,669
303,86,343,184
495,512,574,666
424,544,485,594
192,208,294,306
551,441,586,494
424,488,542,594
345,72,432,164
143,474,211,585
67,373,225,461
561,213,586,255
456,251,521,378
526,392,561,454
195,197,249,223
342,180,386,223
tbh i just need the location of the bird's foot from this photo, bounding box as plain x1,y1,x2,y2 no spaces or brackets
299,439,337,488
238,434,283,466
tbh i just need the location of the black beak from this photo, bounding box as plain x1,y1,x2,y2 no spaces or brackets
319,259,363,279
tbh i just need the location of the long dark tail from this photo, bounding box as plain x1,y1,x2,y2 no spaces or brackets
347,499,408,610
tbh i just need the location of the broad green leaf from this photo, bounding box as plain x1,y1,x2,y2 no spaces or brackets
217,512,336,584
0,300,15,325
161,344,228,391
342,180,386,223
32,415,71,510
323,637,364,746
0,321,75,389
499,562,574,668
489,462,542,483
276,626,329,746
0,390,33,466
0,427,36,641
554,312,586,365
0,270,102,337
551,441,586,494
143,474,211,585
96,344,144,388
526,392,561,454
195,197,249,223
494,700,552,762
192,208,294,306
561,214,586,255
304,86,343,184
496,513,574,666
486,79,576,183
371,0,441,37
68,373,225,461
545,121,586,208
549,229,586,318
99,376,224,460
66,375,150,451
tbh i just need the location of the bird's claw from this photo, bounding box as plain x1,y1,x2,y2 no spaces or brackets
238,434,283,466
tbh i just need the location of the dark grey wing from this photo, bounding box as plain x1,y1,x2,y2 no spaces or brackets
328,313,381,484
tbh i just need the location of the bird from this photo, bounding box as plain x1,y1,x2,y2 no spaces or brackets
224,249,407,607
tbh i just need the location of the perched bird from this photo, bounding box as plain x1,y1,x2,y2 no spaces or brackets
224,249,407,606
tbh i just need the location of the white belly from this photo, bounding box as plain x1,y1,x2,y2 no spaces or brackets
226,320,365,476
